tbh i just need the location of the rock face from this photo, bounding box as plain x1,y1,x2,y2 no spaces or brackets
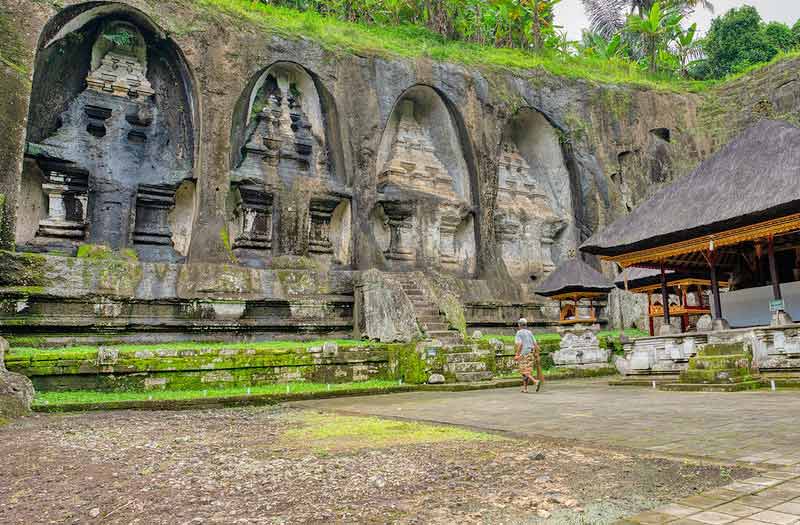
0,337,34,419
354,269,421,342
3,0,780,338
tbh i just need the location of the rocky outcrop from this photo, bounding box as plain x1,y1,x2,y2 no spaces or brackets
0,337,34,420
354,269,421,342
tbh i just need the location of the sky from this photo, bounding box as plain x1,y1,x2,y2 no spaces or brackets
555,0,800,41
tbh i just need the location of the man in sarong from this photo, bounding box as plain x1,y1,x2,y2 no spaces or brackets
514,318,542,393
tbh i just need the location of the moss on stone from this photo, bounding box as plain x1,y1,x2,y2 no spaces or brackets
386,344,427,384
0,251,48,287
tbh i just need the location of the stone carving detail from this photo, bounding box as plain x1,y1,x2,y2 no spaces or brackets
308,197,340,255
231,64,351,267
233,184,273,251
133,184,178,247
552,328,610,367
378,100,456,200
86,51,155,99
382,201,416,261
35,162,89,243
375,97,474,273
495,138,566,280
21,22,193,259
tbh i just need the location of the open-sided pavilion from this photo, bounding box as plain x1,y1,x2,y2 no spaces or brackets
582,120,800,379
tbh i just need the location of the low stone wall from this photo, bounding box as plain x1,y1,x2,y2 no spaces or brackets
6,342,416,392
0,251,354,339
615,323,800,376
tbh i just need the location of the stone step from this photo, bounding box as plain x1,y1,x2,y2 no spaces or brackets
454,371,494,382
689,354,750,370
443,351,484,363
414,307,440,317
422,323,450,332
659,380,761,393
404,289,424,296
698,343,746,357
681,368,751,384
447,361,487,373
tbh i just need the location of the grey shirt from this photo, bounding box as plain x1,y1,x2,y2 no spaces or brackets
515,329,536,356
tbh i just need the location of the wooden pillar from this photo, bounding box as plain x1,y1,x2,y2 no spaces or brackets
709,261,723,321
647,291,654,337
767,236,782,301
660,262,671,326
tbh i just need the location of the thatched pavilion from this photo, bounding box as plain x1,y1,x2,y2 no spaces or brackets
615,268,728,336
535,258,614,368
582,120,800,378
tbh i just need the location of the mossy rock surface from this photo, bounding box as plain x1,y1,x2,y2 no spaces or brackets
681,368,750,384
689,354,750,370
0,251,49,287
698,343,746,357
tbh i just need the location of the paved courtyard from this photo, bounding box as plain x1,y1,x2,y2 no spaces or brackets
295,378,800,468
296,379,800,523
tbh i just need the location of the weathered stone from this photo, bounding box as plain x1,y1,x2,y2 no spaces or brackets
427,373,445,384
0,337,35,419
471,330,483,339
354,269,420,343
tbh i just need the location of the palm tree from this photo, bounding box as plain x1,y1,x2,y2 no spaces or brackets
624,1,684,73
582,0,712,39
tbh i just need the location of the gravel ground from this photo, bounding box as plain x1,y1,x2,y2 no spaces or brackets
0,406,753,524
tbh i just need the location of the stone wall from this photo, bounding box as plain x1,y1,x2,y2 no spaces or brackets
0,0,715,335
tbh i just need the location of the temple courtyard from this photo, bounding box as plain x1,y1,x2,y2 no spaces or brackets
6,381,800,524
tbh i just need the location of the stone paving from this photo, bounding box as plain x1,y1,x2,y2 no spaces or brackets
295,378,800,524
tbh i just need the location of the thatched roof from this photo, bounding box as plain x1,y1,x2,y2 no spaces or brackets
536,258,614,297
581,120,800,257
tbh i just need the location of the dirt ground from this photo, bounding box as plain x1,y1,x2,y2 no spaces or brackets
0,406,753,524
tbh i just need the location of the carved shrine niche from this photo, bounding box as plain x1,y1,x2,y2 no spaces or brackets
19,18,195,261
374,91,476,275
230,63,351,268
495,111,573,283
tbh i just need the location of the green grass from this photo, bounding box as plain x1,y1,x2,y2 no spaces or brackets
33,379,402,406
9,338,367,358
197,0,707,92
481,328,647,345
283,411,500,451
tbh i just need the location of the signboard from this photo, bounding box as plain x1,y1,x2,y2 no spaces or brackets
770,299,785,312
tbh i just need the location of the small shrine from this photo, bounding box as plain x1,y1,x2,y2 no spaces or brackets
616,268,729,336
583,120,800,381
535,258,615,368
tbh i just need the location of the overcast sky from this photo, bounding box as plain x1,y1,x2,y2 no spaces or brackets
555,0,800,40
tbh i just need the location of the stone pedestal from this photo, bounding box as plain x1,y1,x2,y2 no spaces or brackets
308,197,340,255
34,164,89,245
133,183,181,261
382,201,415,262
553,324,610,368
438,208,460,266
233,184,273,252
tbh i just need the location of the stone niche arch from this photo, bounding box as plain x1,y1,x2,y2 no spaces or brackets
372,85,477,277
18,3,198,262
495,108,575,284
228,62,351,269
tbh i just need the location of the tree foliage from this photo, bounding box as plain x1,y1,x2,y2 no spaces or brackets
261,0,563,50
699,6,789,79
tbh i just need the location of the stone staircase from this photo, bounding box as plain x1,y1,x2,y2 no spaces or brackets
660,342,761,392
390,273,463,344
442,345,494,382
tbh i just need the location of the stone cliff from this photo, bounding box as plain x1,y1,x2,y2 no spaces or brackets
1,0,783,338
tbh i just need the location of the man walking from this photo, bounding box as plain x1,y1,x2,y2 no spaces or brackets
514,318,541,393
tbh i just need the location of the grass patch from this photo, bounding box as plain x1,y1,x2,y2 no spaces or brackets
481,328,647,345
9,338,367,357
197,0,706,92
283,411,500,452
33,379,403,407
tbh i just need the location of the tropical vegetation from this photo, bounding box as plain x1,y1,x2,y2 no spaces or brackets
233,0,800,83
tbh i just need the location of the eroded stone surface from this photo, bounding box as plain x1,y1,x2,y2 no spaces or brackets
0,337,34,419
